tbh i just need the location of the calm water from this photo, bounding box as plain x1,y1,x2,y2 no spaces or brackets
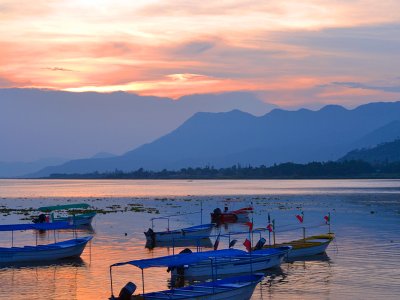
0,179,400,300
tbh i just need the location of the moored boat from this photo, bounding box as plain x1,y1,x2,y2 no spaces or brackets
0,222,93,264
144,223,214,243
263,233,335,259
170,246,291,279
109,252,264,300
211,207,253,223
35,203,96,226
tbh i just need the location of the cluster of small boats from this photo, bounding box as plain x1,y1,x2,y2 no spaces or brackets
109,207,335,300
0,202,335,299
0,203,95,265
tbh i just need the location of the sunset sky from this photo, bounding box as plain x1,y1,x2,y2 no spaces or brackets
1,0,400,107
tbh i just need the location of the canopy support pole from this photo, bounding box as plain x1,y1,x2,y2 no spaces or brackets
109,266,114,298
200,199,203,225
11,230,14,247
141,269,145,295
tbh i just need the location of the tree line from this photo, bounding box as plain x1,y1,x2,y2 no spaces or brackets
48,160,400,179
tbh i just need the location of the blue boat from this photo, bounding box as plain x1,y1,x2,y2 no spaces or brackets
170,246,291,279
0,222,93,264
145,223,214,243
109,251,264,300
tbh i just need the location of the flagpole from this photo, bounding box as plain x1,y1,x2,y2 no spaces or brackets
272,219,276,246
302,211,306,241
328,212,331,233
268,213,271,246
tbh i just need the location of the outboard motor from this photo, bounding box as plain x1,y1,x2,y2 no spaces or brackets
212,207,222,222
167,248,192,273
229,239,238,248
213,208,222,216
32,214,47,224
144,228,156,245
179,248,192,254
254,237,266,250
118,282,136,300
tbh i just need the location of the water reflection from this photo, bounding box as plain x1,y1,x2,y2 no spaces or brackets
0,257,86,269
1,182,400,299
0,258,87,300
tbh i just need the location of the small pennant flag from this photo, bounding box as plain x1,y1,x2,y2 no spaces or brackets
266,223,273,232
324,214,330,224
245,221,253,231
243,238,251,252
213,233,220,250
296,212,304,223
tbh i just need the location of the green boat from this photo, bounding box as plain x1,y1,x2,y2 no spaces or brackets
35,203,96,226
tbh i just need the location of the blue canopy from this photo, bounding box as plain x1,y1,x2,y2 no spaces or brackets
111,249,247,269
0,222,74,232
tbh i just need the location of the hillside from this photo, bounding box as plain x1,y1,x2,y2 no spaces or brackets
29,101,400,177
341,139,400,164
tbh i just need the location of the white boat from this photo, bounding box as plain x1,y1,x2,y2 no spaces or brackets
145,223,214,243
0,222,93,265
109,252,264,300
171,247,291,279
263,233,335,260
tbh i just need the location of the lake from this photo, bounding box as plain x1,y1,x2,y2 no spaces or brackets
0,179,399,299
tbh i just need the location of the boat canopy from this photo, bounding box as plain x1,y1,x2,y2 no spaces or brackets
38,203,90,212
0,222,74,232
111,248,247,269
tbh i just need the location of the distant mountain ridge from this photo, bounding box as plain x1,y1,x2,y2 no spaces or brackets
0,88,276,177
30,101,400,177
340,139,400,164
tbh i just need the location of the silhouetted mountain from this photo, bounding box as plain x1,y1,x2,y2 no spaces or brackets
0,88,276,177
340,139,400,164
352,120,400,149
0,88,275,162
90,152,116,159
0,158,67,178
30,101,400,177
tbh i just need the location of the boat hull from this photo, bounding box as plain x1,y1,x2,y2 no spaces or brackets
141,274,263,300
0,236,92,264
263,233,334,260
145,224,214,243
53,213,96,226
287,239,331,259
172,251,285,279
211,208,252,224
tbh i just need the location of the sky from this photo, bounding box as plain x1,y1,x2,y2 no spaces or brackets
1,0,400,108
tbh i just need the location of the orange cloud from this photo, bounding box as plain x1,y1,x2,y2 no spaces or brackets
1,1,399,107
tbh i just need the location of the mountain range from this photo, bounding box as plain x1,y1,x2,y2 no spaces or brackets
0,88,276,177
30,101,400,177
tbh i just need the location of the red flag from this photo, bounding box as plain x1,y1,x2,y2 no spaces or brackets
245,222,253,231
324,215,330,224
243,238,251,252
213,233,220,250
296,214,303,223
266,223,273,232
